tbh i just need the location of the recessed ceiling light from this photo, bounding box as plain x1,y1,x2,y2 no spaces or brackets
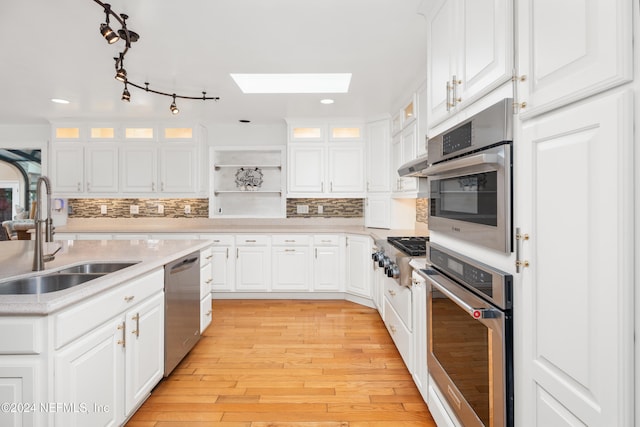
320,99,334,105
230,73,351,94
51,98,70,104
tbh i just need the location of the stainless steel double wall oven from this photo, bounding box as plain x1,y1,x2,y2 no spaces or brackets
420,99,515,427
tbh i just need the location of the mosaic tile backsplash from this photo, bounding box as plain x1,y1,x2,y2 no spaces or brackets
286,198,363,218
68,198,209,218
416,198,428,224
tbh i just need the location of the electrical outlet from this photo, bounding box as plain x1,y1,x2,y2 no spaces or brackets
296,205,309,214
184,204,191,214
317,205,323,214
130,205,139,215
100,205,107,215
157,204,165,214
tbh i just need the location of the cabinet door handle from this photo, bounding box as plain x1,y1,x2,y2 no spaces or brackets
206,310,212,317
77,182,81,192
321,182,324,192
213,239,220,242
152,182,156,191
226,248,229,259
284,249,296,252
206,255,213,260
315,248,318,258
236,248,239,258
206,278,213,284
161,182,165,192
117,321,126,347
285,239,296,243
367,182,370,192
452,75,461,106
124,295,135,302
86,182,91,192
446,81,452,112
330,181,333,192
388,289,397,297
245,239,256,243
131,313,140,338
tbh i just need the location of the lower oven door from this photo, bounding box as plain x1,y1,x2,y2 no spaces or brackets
424,268,513,427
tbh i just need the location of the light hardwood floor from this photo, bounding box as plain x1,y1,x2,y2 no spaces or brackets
126,299,436,427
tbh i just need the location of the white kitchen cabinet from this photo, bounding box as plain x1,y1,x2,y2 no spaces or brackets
391,125,417,195
272,235,311,292
51,144,118,195
53,269,165,427
515,0,632,120
287,144,364,196
516,90,634,426
235,235,271,291
124,292,164,415
199,246,213,332
365,195,391,229
54,315,124,426
345,234,372,298
201,235,235,292
411,271,428,402
120,145,157,193
365,119,391,193
426,0,514,127
121,143,199,195
287,121,365,197
312,235,343,292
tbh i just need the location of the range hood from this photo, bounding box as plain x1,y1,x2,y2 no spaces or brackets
398,154,430,177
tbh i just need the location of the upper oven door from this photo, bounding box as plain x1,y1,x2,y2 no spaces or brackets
425,143,512,253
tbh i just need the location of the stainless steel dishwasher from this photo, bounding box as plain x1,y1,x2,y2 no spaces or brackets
164,251,200,376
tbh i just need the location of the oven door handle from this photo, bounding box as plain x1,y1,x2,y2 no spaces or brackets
422,153,499,178
428,274,499,320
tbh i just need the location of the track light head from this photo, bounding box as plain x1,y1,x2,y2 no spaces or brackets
100,23,119,44
115,67,127,82
170,95,179,115
121,85,131,102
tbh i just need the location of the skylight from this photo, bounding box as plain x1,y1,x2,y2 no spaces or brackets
230,73,352,94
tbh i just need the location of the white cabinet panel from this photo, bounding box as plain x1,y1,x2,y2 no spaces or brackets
159,144,198,193
345,235,371,298
235,246,271,291
54,316,124,427
366,119,391,193
272,247,311,291
517,89,634,426
516,0,632,119
313,245,342,292
121,146,157,193
124,292,164,415
288,145,324,193
327,145,365,193
200,294,212,333
86,145,118,193
52,145,84,194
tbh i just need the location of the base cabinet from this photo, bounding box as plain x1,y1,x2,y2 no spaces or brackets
235,236,271,291
312,235,343,292
345,235,372,298
54,316,124,427
53,271,165,427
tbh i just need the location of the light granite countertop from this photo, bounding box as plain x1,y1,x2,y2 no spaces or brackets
0,239,211,315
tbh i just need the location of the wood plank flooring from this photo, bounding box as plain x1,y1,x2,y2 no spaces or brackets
125,299,436,427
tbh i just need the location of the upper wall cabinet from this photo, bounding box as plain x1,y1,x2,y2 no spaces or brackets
426,0,514,128
515,0,632,120
286,121,365,198
50,124,204,197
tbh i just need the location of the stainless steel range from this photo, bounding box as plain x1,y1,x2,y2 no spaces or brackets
372,236,428,287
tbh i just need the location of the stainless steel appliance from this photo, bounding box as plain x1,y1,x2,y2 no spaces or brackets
425,98,513,253
421,241,513,427
372,236,428,287
164,251,201,376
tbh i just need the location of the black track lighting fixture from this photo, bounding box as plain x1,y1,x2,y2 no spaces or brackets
170,94,179,115
93,0,219,114
99,4,119,44
121,84,130,102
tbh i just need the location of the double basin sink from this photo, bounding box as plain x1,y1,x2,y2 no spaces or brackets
0,262,139,295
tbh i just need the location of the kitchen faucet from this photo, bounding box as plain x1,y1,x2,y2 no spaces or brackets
32,176,59,271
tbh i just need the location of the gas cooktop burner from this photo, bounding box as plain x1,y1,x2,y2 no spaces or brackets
387,236,429,257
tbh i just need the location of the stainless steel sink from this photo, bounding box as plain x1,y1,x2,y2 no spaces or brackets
0,273,105,295
56,262,139,274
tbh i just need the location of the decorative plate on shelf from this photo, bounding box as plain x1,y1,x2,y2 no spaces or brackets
235,167,263,190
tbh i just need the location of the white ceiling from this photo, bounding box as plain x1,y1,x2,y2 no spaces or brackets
0,0,430,126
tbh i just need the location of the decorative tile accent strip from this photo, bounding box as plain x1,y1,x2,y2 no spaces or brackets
68,198,209,218
416,198,428,224
286,198,363,218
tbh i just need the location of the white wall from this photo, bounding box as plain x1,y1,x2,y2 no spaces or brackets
204,122,286,147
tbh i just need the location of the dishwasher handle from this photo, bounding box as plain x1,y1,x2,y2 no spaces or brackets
168,255,199,274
